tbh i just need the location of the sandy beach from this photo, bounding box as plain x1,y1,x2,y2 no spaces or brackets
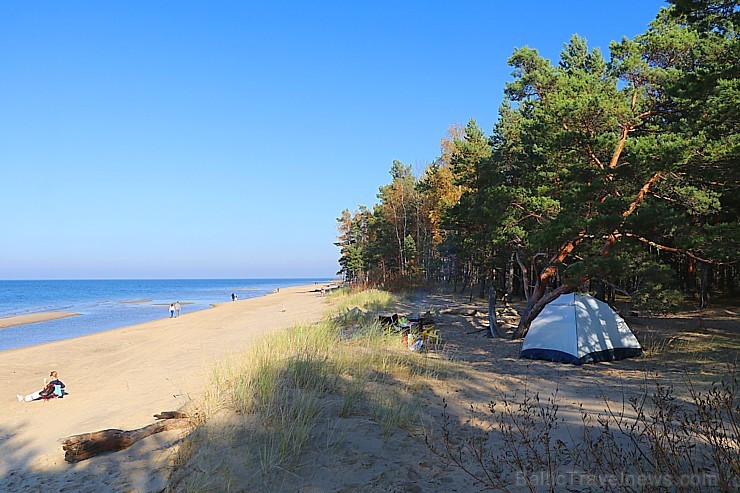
2,285,736,492
0,285,327,492
0,312,80,329
159,290,738,492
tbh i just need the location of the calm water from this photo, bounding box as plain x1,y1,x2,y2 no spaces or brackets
0,279,330,351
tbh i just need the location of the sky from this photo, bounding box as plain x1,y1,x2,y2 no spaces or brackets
0,0,668,279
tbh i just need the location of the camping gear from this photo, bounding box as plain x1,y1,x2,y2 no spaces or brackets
520,293,642,365
407,332,423,352
382,313,442,349
421,326,441,345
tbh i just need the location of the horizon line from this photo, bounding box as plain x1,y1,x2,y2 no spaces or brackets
0,276,339,282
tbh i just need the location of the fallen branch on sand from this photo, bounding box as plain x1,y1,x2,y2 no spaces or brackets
61,411,191,463
440,308,478,316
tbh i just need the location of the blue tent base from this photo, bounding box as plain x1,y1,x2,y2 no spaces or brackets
520,347,643,365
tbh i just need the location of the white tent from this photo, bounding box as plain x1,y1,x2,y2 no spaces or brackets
520,293,642,365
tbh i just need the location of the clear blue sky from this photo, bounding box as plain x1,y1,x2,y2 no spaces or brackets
0,1,667,279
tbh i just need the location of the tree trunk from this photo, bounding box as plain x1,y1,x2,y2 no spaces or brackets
595,280,606,301
513,283,575,338
61,411,191,463
728,267,735,297
469,274,475,302
515,249,530,301
700,262,710,309
687,257,696,292
488,271,503,338
513,236,584,338
460,265,470,295
506,251,515,302
451,259,457,284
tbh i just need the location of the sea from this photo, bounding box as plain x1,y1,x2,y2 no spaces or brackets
0,279,331,351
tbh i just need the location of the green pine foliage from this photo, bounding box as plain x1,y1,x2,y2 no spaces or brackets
335,1,738,326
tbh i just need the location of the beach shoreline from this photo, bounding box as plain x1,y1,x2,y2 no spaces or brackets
0,279,333,352
0,284,328,491
0,311,80,329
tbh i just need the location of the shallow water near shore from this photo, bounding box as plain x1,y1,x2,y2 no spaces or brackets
0,279,330,351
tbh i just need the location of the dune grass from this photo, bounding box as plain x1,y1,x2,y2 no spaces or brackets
168,287,458,492
326,286,394,315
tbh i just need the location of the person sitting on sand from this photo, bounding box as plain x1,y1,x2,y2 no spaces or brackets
17,371,65,402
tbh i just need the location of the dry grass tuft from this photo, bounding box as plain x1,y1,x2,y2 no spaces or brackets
167,288,458,491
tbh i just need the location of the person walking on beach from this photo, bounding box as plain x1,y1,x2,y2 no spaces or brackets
231,293,236,302
174,301,181,318
17,371,65,402
169,303,175,318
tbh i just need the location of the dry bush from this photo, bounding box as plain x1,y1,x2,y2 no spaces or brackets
427,366,739,493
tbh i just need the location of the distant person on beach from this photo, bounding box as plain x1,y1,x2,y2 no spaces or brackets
17,371,65,402
174,301,181,318
231,293,236,301
169,303,175,318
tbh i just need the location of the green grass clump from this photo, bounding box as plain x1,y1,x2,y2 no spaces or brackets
327,287,395,315
369,387,420,436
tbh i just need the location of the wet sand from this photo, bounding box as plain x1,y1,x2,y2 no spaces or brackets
0,312,80,329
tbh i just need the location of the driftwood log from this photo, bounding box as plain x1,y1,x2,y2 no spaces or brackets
61,411,191,463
